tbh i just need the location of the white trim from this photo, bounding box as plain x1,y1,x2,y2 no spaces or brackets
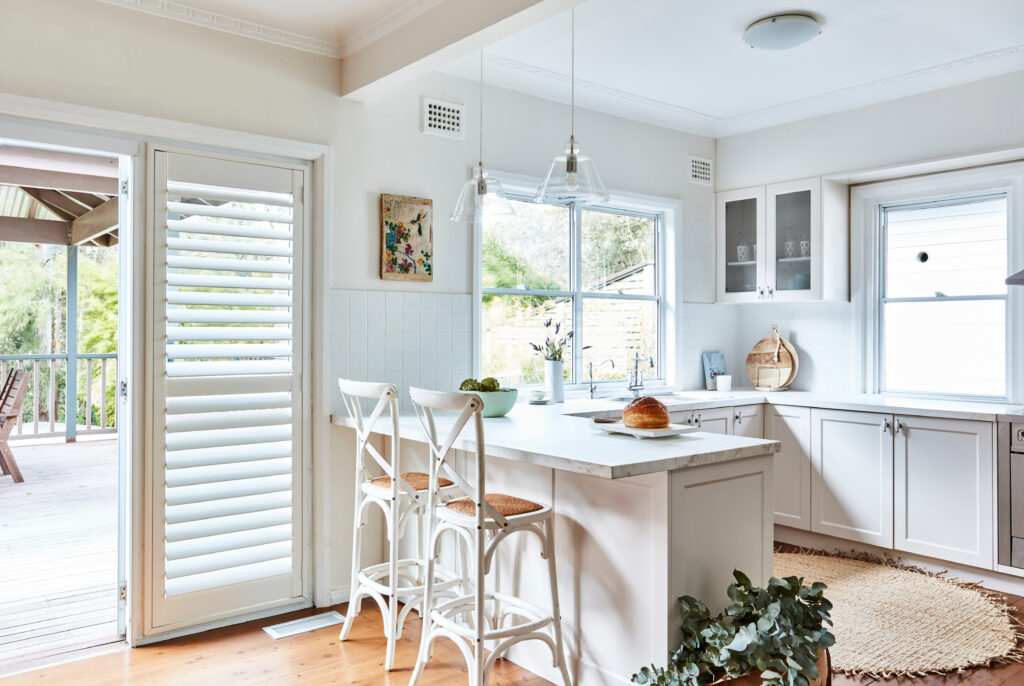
851,163,1024,402
477,169,680,388
94,0,342,58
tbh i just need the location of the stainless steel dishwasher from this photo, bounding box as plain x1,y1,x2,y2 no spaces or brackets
998,420,1024,568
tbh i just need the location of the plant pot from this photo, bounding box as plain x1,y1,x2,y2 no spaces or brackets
544,359,564,403
717,650,831,686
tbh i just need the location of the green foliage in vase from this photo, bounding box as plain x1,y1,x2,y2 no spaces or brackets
632,571,834,686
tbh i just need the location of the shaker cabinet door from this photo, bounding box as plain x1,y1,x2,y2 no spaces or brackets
811,408,894,547
765,405,811,530
894,415,994,569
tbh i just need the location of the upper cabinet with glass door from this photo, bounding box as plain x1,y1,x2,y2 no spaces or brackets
716,177,848,303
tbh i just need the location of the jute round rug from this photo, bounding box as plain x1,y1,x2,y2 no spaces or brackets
774,550,1023,678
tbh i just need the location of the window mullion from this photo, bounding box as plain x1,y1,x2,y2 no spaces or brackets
571,204,583,384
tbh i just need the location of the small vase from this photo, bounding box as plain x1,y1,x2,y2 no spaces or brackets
544,359,564,403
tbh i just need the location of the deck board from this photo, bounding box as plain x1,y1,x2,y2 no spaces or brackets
0,439,120,670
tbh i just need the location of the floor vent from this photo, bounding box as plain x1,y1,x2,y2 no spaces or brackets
689,156,713,186
263,611,344,640
422,97,464,139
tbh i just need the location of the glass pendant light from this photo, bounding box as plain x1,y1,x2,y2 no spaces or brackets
534,7,609,205
451,50,514,222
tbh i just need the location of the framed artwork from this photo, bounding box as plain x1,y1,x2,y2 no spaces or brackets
380,193,433,282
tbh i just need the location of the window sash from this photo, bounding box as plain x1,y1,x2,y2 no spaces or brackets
480,195,663,386
877,194,1009,399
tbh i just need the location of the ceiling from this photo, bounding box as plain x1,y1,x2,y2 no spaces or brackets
439,0,1024,136
95,0,1024,138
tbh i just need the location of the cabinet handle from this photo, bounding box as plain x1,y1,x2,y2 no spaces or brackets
895,419,905,435
696,414,703,428
756,286,764,299
735,411,742,424
766,285,774,298
881,419,891,434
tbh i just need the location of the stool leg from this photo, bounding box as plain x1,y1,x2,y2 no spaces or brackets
339,493,365,641
409,521,439,685
384,499,400,671
545,517,574,686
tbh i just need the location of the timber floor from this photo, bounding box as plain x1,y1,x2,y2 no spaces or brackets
0,439,120,671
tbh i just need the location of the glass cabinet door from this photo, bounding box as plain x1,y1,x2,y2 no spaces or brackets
773,189,812,293
723,196,760,295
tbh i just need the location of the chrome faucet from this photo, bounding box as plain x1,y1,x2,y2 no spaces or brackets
588,359,615,399
627,351,655,398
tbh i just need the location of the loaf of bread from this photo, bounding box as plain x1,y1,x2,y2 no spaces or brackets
622,396,670,429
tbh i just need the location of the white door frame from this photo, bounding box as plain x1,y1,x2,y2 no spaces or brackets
0,92,334,645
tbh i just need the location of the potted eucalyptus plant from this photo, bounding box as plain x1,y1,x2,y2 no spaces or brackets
633,571,834,686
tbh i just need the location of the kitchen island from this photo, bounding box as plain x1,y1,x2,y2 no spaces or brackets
332,399,780,686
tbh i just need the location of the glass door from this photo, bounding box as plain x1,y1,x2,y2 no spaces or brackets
717,187,765,302
767,179,821,301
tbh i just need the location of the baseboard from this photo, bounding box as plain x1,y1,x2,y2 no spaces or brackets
775,525,1024,597
328,586,351,607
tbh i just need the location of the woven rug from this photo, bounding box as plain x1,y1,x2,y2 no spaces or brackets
773,550,1024,678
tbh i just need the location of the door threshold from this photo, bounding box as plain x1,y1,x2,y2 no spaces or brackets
0,638,126,679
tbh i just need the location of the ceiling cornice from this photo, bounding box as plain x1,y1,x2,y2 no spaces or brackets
94,0,342,58
338,0,447,58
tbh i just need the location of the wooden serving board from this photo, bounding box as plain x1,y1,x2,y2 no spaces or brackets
745,324,798,391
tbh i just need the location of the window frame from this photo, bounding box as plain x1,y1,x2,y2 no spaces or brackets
473,171,672,391
852,163,1024,403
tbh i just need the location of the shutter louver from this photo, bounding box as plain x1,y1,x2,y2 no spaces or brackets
161,173,298,599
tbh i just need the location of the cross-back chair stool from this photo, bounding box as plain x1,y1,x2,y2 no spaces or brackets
407,387,574,686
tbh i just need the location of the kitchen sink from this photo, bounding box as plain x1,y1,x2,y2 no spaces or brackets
608,391,734,402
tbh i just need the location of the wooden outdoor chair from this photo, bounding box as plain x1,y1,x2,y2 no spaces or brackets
0,368,29,483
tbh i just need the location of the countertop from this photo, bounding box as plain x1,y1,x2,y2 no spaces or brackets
331,399,780,480
568,389,1024,423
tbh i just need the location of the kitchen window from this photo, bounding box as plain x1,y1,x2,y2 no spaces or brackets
478,196,663,386
878,195,1008,398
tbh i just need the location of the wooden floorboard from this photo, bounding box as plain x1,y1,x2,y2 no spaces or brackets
2,603,555,685
0,439,119,668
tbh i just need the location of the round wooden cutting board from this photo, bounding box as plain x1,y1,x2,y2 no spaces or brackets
746,324,798,391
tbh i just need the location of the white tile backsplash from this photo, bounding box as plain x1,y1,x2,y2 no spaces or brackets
333,289,473,413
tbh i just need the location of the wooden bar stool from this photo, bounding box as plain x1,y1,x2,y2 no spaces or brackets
407,387,573,686
336,379,460,670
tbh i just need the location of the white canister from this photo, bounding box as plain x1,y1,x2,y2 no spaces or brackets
800,240,810,257
784,240,796,258
716,375,732,392
736,244,750,262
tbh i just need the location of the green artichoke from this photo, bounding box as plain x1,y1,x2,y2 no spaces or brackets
478,377,500,392
458,378,480,391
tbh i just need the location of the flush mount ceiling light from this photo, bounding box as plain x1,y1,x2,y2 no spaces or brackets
451,50,514,222
534,7,609,205
743,13,821,50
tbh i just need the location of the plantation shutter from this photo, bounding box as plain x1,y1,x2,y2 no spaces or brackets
149,151,307,632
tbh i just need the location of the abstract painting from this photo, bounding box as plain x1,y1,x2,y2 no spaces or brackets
380,193,433,282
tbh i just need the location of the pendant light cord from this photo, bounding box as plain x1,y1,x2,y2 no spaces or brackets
570,7,575,138
479,49,484,172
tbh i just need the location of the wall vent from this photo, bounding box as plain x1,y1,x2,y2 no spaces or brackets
422,97,464,140
689,156,713,186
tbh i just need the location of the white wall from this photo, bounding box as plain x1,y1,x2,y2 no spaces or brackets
0,0,720,602
716,70,1024,190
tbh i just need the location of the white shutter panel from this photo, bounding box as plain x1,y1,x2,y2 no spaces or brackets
149,151,306,633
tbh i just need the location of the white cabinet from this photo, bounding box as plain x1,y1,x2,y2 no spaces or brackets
669,407,733,434
716,177,848,304
765,405,811,530
811,408,894,547
894,415,994,569
733,404,765,439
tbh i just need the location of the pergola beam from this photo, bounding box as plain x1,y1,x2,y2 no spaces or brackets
340,0,582,99
18,187,77,221
0,217,69,245
71,197,118,245
0,165,117,195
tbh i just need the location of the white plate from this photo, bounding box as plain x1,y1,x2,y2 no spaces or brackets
593,420,699,439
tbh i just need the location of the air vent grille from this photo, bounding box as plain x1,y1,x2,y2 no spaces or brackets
422,98,464,140
689,156,713,186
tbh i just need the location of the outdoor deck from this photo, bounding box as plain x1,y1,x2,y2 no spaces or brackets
0,439,120,672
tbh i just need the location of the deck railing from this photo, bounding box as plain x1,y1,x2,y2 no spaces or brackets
0,353,118,440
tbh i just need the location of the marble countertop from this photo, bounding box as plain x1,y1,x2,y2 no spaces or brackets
572,389,1024,422
331,399,780,480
